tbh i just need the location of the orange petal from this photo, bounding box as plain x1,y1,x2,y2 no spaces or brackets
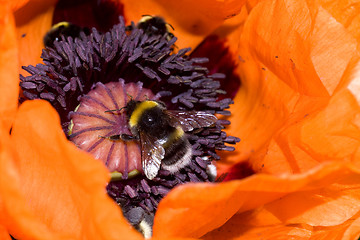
0,120,63,239
265,179,360,226
121,0,246,50
0,225,11,240
250,57,360,174
0,3,19,131
14,0,56,74
10,100,142,239
242,0,358,96
320,0,360,44
9,0,29,12
153,162,360,238
206,220,313,239
218,8,304,163
342,213,360,240
224,0,360,167
224,46,302,163
203,206,360,239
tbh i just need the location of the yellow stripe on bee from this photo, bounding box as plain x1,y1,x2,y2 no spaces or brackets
163,126,184,148
139,15,153,23
129,101,159,127
173,126,184,139
52,21,70,30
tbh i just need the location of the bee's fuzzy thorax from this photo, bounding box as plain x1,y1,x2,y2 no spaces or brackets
129,100,159,128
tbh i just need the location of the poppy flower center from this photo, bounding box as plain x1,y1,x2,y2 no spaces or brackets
19,16,240,237
68,81,157,179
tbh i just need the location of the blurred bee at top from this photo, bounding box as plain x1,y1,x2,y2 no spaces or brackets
126,15,175,41
107,99,218,180
43,22,90,48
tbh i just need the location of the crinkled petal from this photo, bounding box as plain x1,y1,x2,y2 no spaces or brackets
342,213,360,240
225,0,360,170
203,205,360,239
10,100,142,239
153,162,360,238
0,3,19,131
252,87,360,174
206,221,313,239
320,0,360,44
264,178,360,226
242,0,358,96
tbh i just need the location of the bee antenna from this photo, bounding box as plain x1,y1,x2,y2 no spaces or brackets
126,93,134,101
105,106,127,113
166,22,175,31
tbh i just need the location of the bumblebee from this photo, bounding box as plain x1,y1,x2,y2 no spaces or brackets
127,15,174,40
109,99,217,180
43,22,90,48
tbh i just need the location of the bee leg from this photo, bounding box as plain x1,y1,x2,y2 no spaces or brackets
99,134,138,141
120,133,139,141
98,134,122,141
125,25,134,32
109,135,122,141
104,106,126,113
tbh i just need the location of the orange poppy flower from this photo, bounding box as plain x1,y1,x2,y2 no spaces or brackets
1,0,360,240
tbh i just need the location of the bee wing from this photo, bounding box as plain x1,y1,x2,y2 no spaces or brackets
167,110,218,132
140,131,165,180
